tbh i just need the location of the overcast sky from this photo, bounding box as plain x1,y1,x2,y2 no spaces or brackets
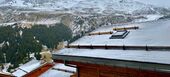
134,0,170,8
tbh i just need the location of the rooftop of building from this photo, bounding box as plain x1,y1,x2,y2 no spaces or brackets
12,59,76,77
71,20,170,46
11,19,170,77
52,19,170,72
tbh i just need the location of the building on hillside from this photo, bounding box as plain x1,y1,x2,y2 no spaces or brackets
12,59,76,77
52,20,170,77
11,20,170,77
12,45,75,77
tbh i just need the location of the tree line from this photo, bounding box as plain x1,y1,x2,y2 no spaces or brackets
0,23,72,70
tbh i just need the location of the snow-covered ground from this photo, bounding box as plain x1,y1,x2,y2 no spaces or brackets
0,22,17,26
0,19,60,27
0,41,5,47
35,19,60,25
0,63,12,75
0,0,158,14
133,14,163,22
0,0,5,4
21,19,60,25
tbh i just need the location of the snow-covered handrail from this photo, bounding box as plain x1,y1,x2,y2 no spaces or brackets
66,44,170,51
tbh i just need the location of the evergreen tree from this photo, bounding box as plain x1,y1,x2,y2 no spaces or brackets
0,23,72,69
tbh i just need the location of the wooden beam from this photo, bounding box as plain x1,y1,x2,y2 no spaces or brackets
88,31,113,36
113,26,139,31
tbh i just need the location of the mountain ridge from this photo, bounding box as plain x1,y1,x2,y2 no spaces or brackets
0,0,169,15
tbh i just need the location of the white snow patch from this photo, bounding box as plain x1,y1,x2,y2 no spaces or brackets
6,41,9,46
29,53,36,59
53,64,76,72
36,19,60,25
0,41,5,47
40,63,76,77
40,70,73,77
2,63,11,73
12,59,41,77
19,30,23,36
133,14,163,22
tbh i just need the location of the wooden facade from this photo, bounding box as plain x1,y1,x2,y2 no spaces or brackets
23,63,54,77
55,60,170,77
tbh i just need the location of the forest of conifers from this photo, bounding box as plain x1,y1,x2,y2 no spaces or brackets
0,23,72,70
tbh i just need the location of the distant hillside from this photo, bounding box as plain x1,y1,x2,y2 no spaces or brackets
0,0,169,15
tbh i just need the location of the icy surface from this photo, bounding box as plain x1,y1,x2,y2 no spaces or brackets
71,19,170,46
55,48,170,64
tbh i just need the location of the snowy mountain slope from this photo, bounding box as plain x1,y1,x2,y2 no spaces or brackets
0,0,5,3
0,0,167,14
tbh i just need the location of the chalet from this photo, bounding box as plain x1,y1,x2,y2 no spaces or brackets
52,20,170,77
11,20,170,77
